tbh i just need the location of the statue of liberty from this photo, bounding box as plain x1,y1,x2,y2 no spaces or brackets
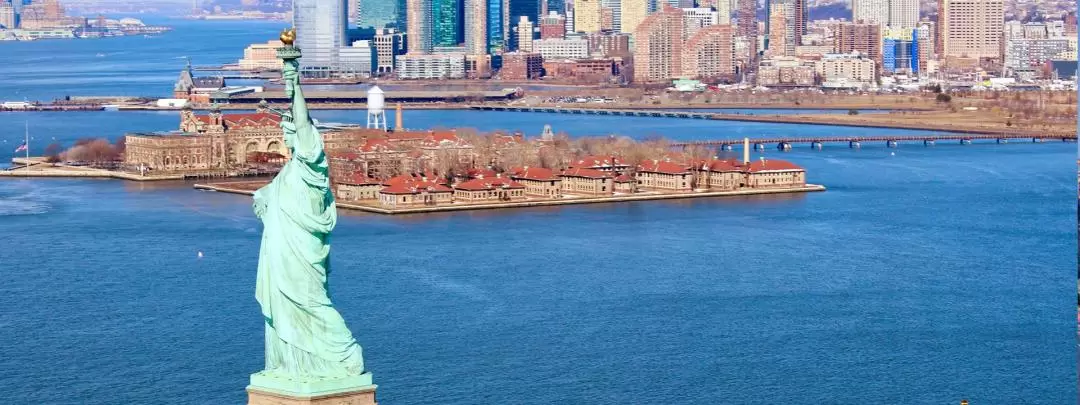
247,30,373,401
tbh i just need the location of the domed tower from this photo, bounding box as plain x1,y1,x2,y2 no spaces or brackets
366,86,387,131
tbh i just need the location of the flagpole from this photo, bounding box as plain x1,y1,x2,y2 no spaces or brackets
25,121,29,161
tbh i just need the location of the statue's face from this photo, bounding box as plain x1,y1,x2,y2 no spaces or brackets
281,120,296,149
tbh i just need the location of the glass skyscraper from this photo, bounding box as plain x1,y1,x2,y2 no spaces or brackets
509,0,539,27
294,0,348,71
432,0,461,46
487,0,506,52
357,0,406,30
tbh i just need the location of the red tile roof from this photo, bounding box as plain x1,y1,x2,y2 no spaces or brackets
560,168,613,179
387,131,429,141
699,159,742,172
613,174,635,183
380,178,453,194
465,168,498,179
327,150,360,160
339,173,381,186
745,159,804,173
511,167,559,181
570,155,625,169
359,138,392,152
637,160,690,174
454,176,526,191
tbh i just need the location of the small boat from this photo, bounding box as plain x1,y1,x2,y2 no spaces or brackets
95,53,106,57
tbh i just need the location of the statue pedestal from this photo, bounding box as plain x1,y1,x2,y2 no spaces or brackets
247,371,377,405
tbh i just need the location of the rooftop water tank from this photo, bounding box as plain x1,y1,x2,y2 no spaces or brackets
367,86,385,114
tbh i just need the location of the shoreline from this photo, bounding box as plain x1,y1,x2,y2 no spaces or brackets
3,103,941,113
193,181,827,215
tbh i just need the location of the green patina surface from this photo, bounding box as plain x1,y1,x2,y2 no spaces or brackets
249,44,370,396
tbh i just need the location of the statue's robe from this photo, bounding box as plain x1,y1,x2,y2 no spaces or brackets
253,73,364,378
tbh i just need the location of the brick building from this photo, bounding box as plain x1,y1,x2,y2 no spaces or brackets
743,159,806,188
510,167,563,198
682,24,736,81
500,52,545,80
559,168,614,195
453,176,528,202
542,58,617,82
124,107,283,173
635,160,692,192
632,6,684,83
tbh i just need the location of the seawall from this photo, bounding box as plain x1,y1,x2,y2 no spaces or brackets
194,182,827,215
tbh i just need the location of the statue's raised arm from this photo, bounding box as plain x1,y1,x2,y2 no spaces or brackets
276,47,321,163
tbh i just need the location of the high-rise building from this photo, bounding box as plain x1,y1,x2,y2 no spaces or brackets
539,11,566,39
487,0,509,52
851,0,887,25
374,29,407,74
465,0,488,54
407,0,432,53
735,0,758,72
544,0,565,14
620,0,648,34
682,23,736,79
888,0,918,29
852,0,918,29
940,0,1004,62
601,0,620,31
915,21,934,74
793,0,805,45
1004,23,1072,77
682,8,719,40
339,40,376,74
0,2,15,29
767,2,789,57
564,4,574,33
586,31,632,56
533,37,590,59
833,22,883,64
293,0,349,71
764,0,798,56
882,29,918,75
432,0,459,46
696,0,732,25
510,0,540,29
574,0,601,33
42,0,62,20
632,6,684,82
516,16,535,51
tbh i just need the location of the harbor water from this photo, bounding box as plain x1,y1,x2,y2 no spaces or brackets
0,17,1076,404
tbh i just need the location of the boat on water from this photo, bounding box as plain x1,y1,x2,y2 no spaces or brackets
95,53,106,57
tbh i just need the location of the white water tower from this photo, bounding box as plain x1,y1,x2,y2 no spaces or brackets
366,86,387,131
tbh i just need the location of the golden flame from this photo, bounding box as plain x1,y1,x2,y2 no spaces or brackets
279,28,296,46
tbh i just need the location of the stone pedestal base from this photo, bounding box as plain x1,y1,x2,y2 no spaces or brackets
247,386,376,405
247,371,376,405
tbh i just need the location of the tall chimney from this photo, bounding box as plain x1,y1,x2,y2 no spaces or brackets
394,103,404,131
742,137,750,164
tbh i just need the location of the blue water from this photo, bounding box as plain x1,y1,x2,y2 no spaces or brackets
0,111,1076,403
0,17,280,101
1,18,1077,405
